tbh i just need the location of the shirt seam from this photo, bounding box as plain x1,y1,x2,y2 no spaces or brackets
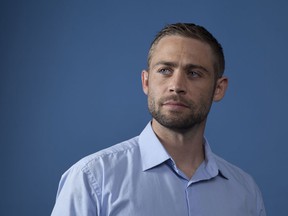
78,141,139,199
81,165,102,197
84,140,139,166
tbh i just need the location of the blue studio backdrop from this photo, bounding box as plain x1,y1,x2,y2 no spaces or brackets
1,0,288,215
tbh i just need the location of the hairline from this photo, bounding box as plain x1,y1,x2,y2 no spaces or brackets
147,33,224,78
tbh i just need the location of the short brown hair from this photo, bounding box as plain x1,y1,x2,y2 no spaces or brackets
147,23,225,78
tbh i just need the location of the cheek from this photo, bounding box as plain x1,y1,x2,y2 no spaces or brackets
192,85,215,105
147,89,156,104
147,81,159,99
147,88,161,108
197,81,216,98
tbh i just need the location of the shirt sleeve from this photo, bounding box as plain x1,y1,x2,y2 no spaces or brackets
51,164,101,216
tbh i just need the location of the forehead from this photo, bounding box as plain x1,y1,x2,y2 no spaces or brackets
150,36,215,72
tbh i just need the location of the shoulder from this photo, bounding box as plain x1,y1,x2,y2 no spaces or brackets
213,153,266,214
52,138,141,216
71,136,140,172
57,136,141,195
213,153,258,189
62,135,142,183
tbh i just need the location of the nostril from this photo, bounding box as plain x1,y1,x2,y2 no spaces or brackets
169,86,186,94
176,89,185,94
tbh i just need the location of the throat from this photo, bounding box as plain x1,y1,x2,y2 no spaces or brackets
166,144,205,179
176,160,204,179
151,119,206,179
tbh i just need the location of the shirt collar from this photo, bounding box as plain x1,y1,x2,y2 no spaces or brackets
139,122,170,171
200,139,228,180
139,122,228,180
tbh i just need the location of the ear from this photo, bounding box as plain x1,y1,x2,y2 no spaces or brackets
141,70,149,95
213,76,228,102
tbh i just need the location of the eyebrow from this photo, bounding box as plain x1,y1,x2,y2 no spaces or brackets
152,60,209,73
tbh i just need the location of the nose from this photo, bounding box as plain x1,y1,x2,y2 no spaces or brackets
169,71,187,94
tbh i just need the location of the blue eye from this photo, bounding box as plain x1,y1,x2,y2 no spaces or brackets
188,71,201,78
158,68,172,75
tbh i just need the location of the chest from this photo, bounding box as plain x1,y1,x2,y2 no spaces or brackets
99,166,257,216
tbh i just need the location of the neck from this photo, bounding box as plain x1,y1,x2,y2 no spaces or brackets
151,119,206,179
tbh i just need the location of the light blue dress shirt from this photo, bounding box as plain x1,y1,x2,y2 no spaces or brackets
51,122,266,216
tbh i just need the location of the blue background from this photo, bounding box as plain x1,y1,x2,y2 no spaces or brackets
1,0,288,215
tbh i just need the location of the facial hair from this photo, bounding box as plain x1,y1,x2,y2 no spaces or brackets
148,94,213,131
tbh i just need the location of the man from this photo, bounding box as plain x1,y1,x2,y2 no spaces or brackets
51,23,266,215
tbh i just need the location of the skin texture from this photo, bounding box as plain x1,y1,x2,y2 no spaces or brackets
142,36,228,178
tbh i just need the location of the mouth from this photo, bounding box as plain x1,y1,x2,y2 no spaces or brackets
162,100,190,109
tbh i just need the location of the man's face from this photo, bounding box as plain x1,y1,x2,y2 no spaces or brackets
142,36,226,131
